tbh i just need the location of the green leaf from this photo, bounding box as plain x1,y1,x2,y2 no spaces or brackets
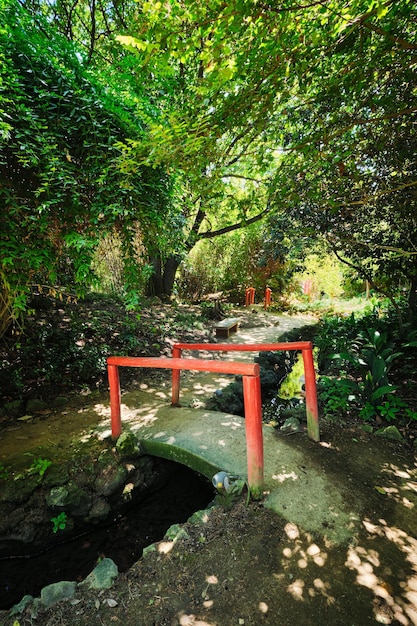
371,355,387,383
371,385,398,402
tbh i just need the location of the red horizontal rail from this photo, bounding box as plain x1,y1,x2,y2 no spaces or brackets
172,341,319,443
173,341,313,352
107,356,260,377
107,355,263,496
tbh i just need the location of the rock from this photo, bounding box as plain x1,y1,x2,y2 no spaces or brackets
188,508,212,525
86,497,111,521
65,482,93,516
43,463,70,487
116,432,140,457
142,543,157,556
375,425,405,443
165,523,190,542
10,594,34,616
80,557,118,590
52,396,70,408
26,399,48,413
2,474,42,504
46,482,92,516
46,485,69,507
40,580,77,609
95,464,128,497
280,417,301,433
3,400,22,418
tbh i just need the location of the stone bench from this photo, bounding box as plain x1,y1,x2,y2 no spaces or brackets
214,317,240,338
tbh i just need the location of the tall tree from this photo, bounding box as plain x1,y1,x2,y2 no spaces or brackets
115,0,417,313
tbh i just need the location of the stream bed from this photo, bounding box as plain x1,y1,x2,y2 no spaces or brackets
0,460,214,610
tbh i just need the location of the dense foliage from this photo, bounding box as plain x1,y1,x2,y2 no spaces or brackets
1,0,417,329
316,301,417,431
0,0,173,331
115,0,417,318
0,294,207,414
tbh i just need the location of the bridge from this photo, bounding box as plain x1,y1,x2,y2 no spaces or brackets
102,345,356,544
107,341,319,496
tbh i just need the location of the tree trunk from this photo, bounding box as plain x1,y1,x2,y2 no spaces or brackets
148,254,181,300
162,255,181,297
407,273,417,327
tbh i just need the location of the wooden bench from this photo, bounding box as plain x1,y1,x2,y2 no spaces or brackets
214,317,240,338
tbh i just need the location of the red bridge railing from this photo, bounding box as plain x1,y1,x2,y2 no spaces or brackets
107,342,319,498
107,356,264,495
172,341,320,443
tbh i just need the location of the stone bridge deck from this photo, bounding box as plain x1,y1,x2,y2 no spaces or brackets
95,388,355,545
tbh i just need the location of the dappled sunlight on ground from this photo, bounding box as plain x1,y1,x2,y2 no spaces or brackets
93,400,165,440
276,522,335,605
272,469,299,483
219,419,243,430
346,518,417,624
178,613,216,626
377,462,417,510
179,372,237,404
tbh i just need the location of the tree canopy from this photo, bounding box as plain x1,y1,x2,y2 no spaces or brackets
1,0,417,324
114,0,417,315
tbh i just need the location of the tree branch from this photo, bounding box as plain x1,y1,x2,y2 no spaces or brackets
226,174,266,184
330,179,417,209
198,205,270,240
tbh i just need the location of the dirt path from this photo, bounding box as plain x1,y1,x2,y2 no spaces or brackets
1,310,417,626
0,310,312,465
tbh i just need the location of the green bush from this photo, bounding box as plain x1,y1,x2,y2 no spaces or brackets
315,300,417,425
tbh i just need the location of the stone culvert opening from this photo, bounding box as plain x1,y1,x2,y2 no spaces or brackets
0,435,215,610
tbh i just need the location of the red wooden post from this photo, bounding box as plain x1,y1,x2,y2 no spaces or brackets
171,346,182,405
245,287,255,306
108,363,122,439
264,287,272,309
242,373,264,498
173,341,320,442
302,347,320,442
